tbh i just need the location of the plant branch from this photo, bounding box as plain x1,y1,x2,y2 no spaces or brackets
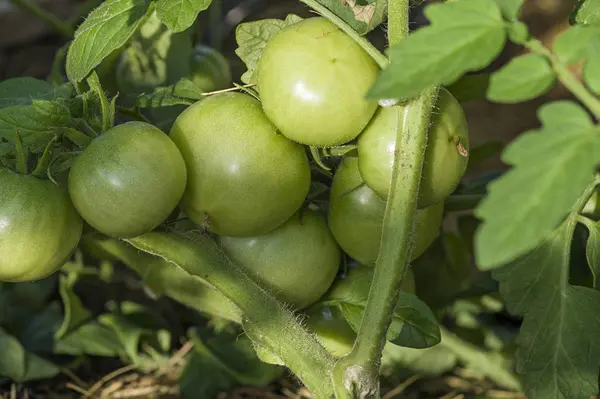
526,39,600,120
125,232,336,398
9,0,73,38
330,1,441,397
299,0,389,69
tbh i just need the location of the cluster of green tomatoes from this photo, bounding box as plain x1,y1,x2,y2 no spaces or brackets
0,17,469,355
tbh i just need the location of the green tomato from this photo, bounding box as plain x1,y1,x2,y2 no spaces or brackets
0,169,82,282
69,122,187,238
306,266,415,357
257,17,379,147
328,157,443,266
357,88,470,208
190,45,232,92
169,92,311,237
220,209,340,309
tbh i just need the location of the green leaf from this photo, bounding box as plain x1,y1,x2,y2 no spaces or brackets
475,101,600,269
572,0,600,25
135,78,201,108
235,14,302,84
180,329,283,398
116,11,193,98
493,220,600,398
55,273,92,340
324,267,440,348
19,303,62,354
553,25,600,64
315,0,386,35
487,54,556,103
0,78,64,108
582,218,600,288
368,0,506,100
154,0,211,32
381,327,520,390
0,100,71,153
0,328,58,382
445,73,491,103
492,0,524,20
584,39,600,94
55,322,124,357
66,0,151,82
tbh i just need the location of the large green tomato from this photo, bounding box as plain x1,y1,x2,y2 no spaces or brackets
328,157,443,266
69,122,187,238
169,92,311,237
357,88,469,208
220,209,340,309
0,169,82,282
257,17,379,147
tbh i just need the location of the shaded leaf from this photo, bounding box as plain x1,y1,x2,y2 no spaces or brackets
0,101,71,153
493,220,600,398
445,73,491,103
0,328,58,382
180,329,282,398
0,78,68,108
135,78,201,108
66,0,151,82
315,0,386,35
116,12,193,98
235,15,302,84
368,0,506,100
582,218,600,288
55,272,92,339
154,0,211,32
475,101,600,268
487,54,555,103
324,266,440,348
55,322,124,357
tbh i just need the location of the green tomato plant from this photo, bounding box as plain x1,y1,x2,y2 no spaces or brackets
2,0,600,398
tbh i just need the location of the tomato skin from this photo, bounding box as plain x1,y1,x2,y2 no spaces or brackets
0,169,82,282
328,157,443,266
69,122,187,238
357,88,469,208
220,209,340,309
169,92,311,237
257,17,379,147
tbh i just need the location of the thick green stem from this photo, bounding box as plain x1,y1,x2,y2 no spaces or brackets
125,232,335,398
9,0,73,37
299,0,389,69
526,39,600,119
331,1,440,397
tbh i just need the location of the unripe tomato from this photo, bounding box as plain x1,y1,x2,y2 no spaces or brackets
357,88,469,208
169,92,311,237
0,169,82,282
306,266,416,357
257,17,379,147
220,209,340,309
328,157,443,266
190,45,232,92
69,122,187,238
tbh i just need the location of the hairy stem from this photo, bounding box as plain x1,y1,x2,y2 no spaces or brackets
299,0,389,69
330,1,440,397
9,0,73,37
125,232,336,398
526,39,600,119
